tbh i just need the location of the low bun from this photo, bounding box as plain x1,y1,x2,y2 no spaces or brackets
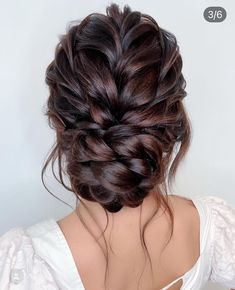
42,3,191,215
60,124,164,213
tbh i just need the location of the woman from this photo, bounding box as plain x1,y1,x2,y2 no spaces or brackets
0,3,234,290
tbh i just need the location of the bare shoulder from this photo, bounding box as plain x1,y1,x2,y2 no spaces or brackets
164,195,201,274
169,194,197,209
168,194,200,225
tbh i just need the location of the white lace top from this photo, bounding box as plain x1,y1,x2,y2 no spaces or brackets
0,195,235,290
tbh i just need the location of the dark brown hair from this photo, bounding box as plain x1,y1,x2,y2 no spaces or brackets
41,3,192,289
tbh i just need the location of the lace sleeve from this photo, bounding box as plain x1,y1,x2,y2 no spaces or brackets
0,227,59,290
206,195,235,289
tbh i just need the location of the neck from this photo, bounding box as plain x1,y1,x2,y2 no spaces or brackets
75,192,170,233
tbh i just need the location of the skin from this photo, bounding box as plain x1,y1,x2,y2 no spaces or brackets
57,193,203,290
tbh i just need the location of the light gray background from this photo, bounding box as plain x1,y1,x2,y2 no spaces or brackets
0,1,234,289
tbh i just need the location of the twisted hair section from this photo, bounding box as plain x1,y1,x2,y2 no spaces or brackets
41,3,192,289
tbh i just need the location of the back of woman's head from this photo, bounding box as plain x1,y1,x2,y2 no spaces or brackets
42,3,191,215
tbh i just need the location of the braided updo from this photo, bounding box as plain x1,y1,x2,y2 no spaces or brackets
42,3,191,214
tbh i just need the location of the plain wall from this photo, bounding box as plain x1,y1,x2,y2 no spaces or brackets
0,1,234,289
